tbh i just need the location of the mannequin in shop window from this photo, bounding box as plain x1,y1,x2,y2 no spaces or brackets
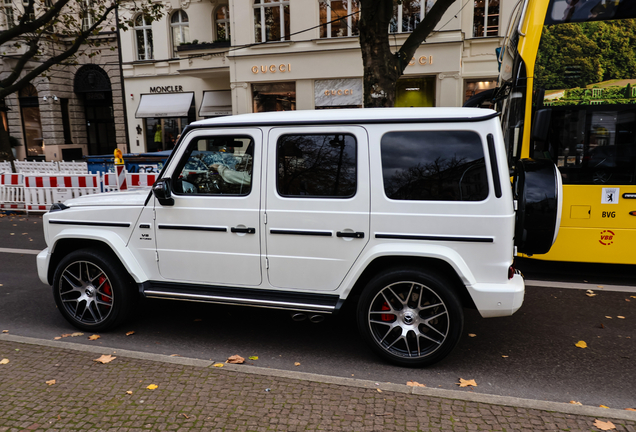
154,125,162,151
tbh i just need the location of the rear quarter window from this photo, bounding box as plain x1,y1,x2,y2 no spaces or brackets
381,130,489,201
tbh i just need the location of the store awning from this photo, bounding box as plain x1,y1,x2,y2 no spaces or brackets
135,93,194,118
199,90,232,117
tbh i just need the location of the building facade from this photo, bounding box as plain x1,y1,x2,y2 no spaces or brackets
120,0,509,154
0,2,127,161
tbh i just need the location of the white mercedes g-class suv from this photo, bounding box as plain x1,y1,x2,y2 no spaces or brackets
37,108,561,366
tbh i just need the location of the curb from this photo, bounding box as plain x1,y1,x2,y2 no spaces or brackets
2,333,635,422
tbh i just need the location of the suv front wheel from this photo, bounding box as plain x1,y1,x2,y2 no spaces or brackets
357,268,464,367
52,249,135,331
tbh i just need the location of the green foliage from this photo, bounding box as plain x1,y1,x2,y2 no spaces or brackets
536,19,636,90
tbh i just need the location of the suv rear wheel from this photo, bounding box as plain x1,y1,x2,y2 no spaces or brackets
357,268,464,367
52,249,135,331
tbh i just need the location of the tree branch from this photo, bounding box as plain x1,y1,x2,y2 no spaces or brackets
0,0,73,45
396,0,457,73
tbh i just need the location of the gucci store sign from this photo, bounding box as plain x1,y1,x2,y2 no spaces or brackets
315,79,363,107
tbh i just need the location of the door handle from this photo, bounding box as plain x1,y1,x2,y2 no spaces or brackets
337,231,364,239
231,227,256,234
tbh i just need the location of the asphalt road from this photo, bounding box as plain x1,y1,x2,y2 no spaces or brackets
0,212,634,410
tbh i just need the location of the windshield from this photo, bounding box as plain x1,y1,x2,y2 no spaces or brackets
533,17,636,185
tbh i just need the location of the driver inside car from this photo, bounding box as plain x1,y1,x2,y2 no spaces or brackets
208,142,253,187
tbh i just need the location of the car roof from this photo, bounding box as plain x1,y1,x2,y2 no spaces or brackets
189,107,498,128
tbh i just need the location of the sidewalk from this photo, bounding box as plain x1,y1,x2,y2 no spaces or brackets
1,335,634,432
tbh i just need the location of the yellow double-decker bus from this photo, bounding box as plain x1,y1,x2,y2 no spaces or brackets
494,0,636,264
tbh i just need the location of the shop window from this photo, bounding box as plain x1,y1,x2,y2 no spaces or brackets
252,82,295,112
473,0,499,37
3,0,15,29
314,78,363,109
134,14,154,60
18,84,44,157
395,76,435,107
254,0,290,43
381,131,488,201
171,10,189,56
145,108,194,153
277,133,357,198
464,79,497,107
319,0,360,38
215,5,230,42
390,0,435,34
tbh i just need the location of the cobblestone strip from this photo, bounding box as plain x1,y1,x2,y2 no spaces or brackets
0,340,634,432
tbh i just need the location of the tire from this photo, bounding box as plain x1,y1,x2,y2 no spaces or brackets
357,268,464,367
513,158,562,255
52,248,136,332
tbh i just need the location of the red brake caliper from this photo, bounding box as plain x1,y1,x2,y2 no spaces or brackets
99,275,112,307
381,302,394,322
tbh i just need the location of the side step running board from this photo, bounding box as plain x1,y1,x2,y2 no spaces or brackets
141,281,341,314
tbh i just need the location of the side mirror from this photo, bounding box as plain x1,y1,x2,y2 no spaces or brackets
152,179,174,206
531,108,552,142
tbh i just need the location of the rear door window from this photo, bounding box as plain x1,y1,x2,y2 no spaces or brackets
381,130,489,201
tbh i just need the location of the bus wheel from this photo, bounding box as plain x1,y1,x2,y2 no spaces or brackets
513,158,563,255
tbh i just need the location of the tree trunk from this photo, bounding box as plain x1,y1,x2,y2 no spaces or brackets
359,0,457,108
359,0,400,107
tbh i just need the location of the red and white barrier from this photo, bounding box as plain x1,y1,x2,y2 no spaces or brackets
23,174,100,213
102,172,156,192
0,173,25,210
1,166,157,213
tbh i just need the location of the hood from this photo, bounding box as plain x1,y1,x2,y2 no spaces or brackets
64,189,151,207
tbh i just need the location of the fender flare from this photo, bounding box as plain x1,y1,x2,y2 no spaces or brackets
339,242,476,299
48,229,149,284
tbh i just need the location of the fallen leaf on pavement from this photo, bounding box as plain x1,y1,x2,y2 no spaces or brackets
502,355,509,358
181,413,189,419
600,405,610,409
377,388,382,393
606,316,612,319
125,331,135,336
617,316,625,319
569,401,582,405
213,363,224,367
248,356,258,360
406,381,425,387
88,335,100,341
0,358,9,365
625,408,636,411
575,340,587,348
586,290,597,297
126,391,133,395
457,378,477,388
2,330,7,333
468,333,476,337
59,332,84,338
93,355,116,364
147,384,158,390
46,379,56,386
294,362,301,366
226,355,244,364
631,296,636,299
169,354,181,357
593,419,615,430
